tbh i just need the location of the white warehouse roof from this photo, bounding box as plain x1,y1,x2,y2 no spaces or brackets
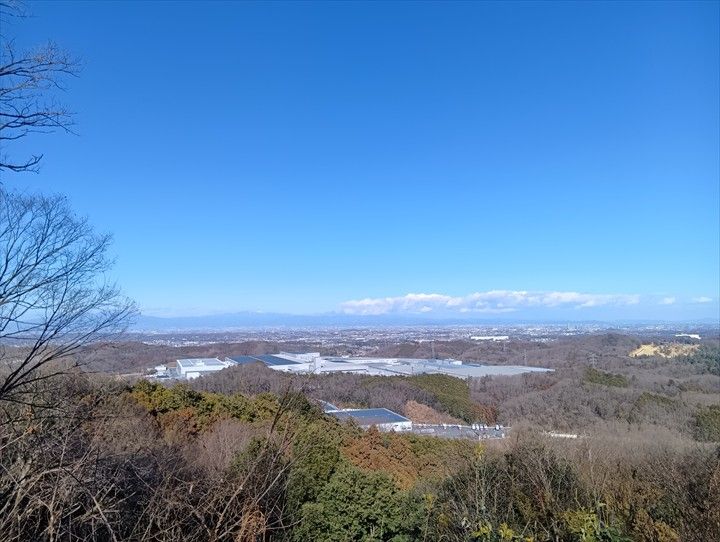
177,358,226,368
176,358,232,379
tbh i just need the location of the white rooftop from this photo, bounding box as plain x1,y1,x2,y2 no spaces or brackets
177,358,226,367
254,355,552,379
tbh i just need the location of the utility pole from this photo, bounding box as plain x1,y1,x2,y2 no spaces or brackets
588,352,598,367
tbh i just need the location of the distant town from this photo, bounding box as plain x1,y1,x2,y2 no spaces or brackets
129,321,716,348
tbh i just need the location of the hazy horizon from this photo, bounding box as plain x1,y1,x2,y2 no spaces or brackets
133,308,720,331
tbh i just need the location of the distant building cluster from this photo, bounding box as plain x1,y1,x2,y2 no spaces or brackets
150,354,515,440
470,335,510,341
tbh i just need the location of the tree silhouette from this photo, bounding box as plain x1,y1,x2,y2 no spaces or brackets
0,1,79,175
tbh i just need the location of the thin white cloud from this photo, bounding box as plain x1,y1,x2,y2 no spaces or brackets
692,296,713,303
340,290,642,315
659,297,676,305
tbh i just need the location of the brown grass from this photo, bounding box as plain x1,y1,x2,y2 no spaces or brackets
403,400,465,424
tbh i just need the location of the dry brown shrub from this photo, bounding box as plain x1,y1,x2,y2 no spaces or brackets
341,427,419,489
193,418,262,474
403,400,464,424
234,501,267,542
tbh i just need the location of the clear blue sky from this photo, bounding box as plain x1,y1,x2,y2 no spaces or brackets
7,1,720,320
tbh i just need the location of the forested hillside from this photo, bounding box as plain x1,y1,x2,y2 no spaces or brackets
191,338,720,439
1,339,717,541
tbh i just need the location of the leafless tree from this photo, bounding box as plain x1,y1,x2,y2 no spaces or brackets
0,187,136,405
0,0,79,175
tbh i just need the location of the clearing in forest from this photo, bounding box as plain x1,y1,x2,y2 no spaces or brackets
629,343,700,358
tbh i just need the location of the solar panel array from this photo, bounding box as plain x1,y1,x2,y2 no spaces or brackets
228,355,299,366
257,355,299,366
228,356,262,365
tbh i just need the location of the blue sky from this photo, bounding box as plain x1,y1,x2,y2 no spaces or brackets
6,1,719,320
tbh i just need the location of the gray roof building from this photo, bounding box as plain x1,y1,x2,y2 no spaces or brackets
327,408,412,432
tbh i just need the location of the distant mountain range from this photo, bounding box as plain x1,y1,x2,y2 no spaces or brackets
132,311,720,331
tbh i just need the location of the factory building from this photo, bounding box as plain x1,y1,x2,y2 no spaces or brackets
279,352,321,362
225,352,551,379
326,407,412,432
152,351,550,382
225,354,303,367
175,358,233,379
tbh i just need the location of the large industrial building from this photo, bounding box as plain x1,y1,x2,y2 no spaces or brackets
174,358,234,379
225,352,550,379
326,407,412,432
154,351,550,381
320,402,506,439
226,353,313,368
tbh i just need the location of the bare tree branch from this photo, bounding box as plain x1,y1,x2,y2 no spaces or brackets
0,188,137,404
0,1,79,175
